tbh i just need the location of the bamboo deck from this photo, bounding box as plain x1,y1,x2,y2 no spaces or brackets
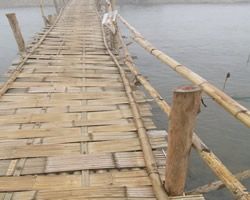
0,0,205,199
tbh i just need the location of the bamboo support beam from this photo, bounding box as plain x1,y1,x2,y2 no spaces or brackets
117,28,250,200
6,13,26,54
187,169,250,195
95,7,169,200
118,14,250,128
192,136,250,200
165,85,202,196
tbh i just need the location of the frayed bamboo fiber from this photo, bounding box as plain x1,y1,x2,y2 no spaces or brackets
117,28,250,199
118,14,250,129
95,6,169,200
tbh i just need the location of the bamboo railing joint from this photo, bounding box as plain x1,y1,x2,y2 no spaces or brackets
174,64,184,71
235,109,249,118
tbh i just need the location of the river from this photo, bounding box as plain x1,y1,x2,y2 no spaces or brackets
119,3,250,200
0,4,250,200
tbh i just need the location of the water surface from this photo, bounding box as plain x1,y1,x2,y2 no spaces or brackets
0,4,249,200
119,3,250,199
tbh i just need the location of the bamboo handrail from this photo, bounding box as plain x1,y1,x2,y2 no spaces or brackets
117,28,250,199
118,14,250,129
95,5,169,200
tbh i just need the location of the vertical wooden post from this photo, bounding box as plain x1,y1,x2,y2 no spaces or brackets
111,0,115,10
54,0,60,14
165,85,202,196
40,0,48,26
48,15,54,25
6,13,26,54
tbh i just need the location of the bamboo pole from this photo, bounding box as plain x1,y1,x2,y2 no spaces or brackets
117,28,250,200
95,7,169,200
165,85,202,196
187,169,250,195
118,14,250,128
39,0,49,26
6,13,26,54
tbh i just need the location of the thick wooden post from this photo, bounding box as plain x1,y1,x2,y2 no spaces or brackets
48,15,54,25
165,85,202,196
6,13,26,53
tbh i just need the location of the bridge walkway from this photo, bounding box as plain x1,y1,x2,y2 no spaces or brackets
0,0,204,199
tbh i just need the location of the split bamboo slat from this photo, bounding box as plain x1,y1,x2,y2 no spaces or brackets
0,0,205,199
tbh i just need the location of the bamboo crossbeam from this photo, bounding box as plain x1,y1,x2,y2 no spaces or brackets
117,28,250,199
187,169,250,195
118,14,250,128
96,7,169,200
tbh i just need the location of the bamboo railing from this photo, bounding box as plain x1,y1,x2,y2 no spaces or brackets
96,0,250,199
118,14,250,129
95,5,169,200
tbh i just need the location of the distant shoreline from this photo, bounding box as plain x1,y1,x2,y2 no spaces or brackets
118,0,250,4
0,0,250,8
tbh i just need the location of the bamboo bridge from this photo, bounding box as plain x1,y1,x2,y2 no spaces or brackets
0,0,249,199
